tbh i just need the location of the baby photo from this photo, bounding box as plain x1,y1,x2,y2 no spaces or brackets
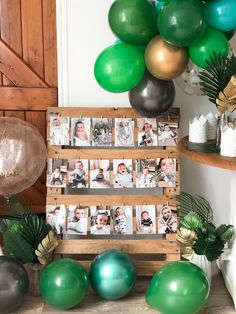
136,159,157,188
157,205,178,234
90,206,111,235
46,204,66,235
71,117,90,146
67,159,89,188
154,158,176,188
112,205,133,235
137,118,158,147
158,121,178,146
114,118,134,147
66,205,88,235
47,158,67,187
49,116,70,146
90,159,110,189
136,205,156,234
113,159,133,188
92,118,113,146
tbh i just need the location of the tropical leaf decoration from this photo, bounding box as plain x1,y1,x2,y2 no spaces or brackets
177,191,213,223
198,52,236,113
35,230,58,265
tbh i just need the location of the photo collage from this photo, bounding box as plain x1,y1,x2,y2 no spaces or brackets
49,116,178,147
47,158,177,189
46,204,177,236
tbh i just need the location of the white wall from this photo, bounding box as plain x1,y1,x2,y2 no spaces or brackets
56,0,235,227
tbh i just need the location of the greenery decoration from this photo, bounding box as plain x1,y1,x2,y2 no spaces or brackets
177,192,234,261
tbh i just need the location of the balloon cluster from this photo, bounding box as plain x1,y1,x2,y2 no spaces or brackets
94,0,236,113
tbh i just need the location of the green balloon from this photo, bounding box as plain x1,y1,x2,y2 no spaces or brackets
89,249,136,300
108,0,158,45
39,259,89,310
189,27,229,69
94,43,145,93
158,0,207,46
146,261,210,314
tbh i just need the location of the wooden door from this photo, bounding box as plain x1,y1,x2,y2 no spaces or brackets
0,0,57,213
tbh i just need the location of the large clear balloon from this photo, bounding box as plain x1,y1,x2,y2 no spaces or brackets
89,249,136,300
145,35,189,80
189,27,229,69
146,261,210,314
108,0,158,46
40,258,89,310
0,256,29,313
94,43,145,93
175,61,203,96
129,71,175,117
158,0,207,46
204,0,236,32
0,117,47,196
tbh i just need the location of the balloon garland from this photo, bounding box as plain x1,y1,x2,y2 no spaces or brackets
94,0,235,116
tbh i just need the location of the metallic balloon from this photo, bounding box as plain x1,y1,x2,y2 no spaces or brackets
129,71,175,117
0,117,47,196
146,261,210,314
145,35,189,80
40,258,89,310
0,256,29,313
89,249,136,300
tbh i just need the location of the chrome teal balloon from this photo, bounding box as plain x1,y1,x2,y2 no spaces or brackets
158,0,207,46
155,0,165,12
189,27,229,69
89,249,136,300
204,0,236,32
39,258,89,310
146,261,210,314
94,43,145,93
108,0,158,46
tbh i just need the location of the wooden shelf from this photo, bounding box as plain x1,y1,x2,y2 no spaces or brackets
177,136,236,171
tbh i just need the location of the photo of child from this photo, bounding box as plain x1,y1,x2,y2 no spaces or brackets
68,159,88,188
90,160,110,189
137,118,158,147
47,159,67,187
113,206,133,235
46,205,66,235
49,116,70,146
158,122,178,146
115,118,134,147
90,206,110,235
113,159,133,188
157,205,178,234
92,118,113,146
67,205,88,235
136,159,156,188
154,158,176,188
136,205,156,234
71,118,90,146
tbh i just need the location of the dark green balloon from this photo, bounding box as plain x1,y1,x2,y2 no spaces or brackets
108,0,158,45
189,27,229,68
89,249,136,300
158,0,207,46
146,261,210,314
94,43,145,93
39,258,89,310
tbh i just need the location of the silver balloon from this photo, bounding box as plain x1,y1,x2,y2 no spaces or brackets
175,61,203,96
0,256,29,313
0,117,47,195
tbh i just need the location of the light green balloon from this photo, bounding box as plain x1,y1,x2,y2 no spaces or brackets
94,43,145,93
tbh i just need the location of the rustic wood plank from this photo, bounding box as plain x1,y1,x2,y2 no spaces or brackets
0,87,57,110
4,110,25,119
42,0,57,87
0,39,47,87
21,0,44,77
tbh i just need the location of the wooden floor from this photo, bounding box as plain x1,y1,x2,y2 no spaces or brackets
12,264,236,314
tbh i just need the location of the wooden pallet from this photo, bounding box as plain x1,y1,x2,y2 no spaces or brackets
47,107,180,276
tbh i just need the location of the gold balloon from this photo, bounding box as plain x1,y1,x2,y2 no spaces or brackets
145,35,189,80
